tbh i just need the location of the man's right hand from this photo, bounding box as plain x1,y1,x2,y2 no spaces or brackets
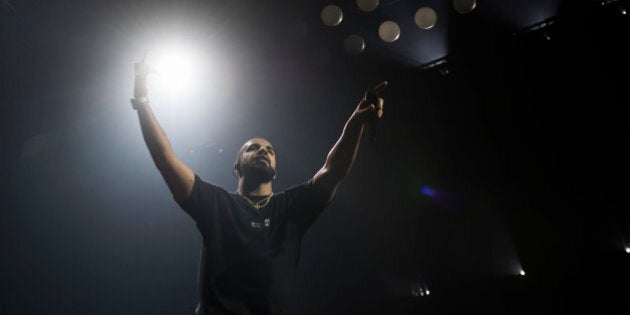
133,52,151,100
132,52,152,109
132,50,195,202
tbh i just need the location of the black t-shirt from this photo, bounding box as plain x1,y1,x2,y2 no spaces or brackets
176,174,329,315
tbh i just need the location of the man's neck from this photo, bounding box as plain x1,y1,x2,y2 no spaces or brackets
237,178,273,196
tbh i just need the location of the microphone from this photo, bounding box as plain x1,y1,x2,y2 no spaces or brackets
364,80,388,144
365,88,379,144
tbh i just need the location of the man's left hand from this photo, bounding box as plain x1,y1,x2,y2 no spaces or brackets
354,80,388,123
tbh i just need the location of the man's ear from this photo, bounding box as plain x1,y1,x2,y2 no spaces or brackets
233,162,241,177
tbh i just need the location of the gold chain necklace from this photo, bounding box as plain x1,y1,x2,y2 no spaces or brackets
238,192,273,209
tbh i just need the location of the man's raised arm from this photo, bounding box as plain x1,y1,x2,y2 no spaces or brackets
131,54,195,201
312,81,387,203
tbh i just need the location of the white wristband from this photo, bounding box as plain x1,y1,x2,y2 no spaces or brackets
130,97,149,110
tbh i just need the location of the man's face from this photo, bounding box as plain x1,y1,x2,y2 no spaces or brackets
235,138,277,181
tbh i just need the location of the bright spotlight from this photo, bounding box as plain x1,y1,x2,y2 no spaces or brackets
625,247,630,254
520,270,526,276
410,277,430,297
149,45,203,96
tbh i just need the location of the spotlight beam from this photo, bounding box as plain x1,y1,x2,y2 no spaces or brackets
143,43,204,97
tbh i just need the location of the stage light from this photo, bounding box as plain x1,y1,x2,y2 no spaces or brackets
344,35,366,55
513,17,555,41
625,246,630,254
419,56,449,75
410,275,430,298
520,270,526,276
411,285,425,297
420,186,434,196
415,7,437,30
378,21,400,42
453,0,476,14
322,5,343,26
357,0,379,12
149,44,203,96
600,0,628,15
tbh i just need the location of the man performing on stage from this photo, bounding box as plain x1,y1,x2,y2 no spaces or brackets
131,55,387,314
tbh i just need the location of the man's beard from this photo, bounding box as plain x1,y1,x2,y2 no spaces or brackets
240,161,276,182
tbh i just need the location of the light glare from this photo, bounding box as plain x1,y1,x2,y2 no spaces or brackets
150,45,202,96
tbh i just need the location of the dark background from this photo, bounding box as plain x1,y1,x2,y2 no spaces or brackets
1,0,629,314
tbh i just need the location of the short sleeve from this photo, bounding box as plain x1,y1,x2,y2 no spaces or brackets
283,179,331,235
175,174,220,224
